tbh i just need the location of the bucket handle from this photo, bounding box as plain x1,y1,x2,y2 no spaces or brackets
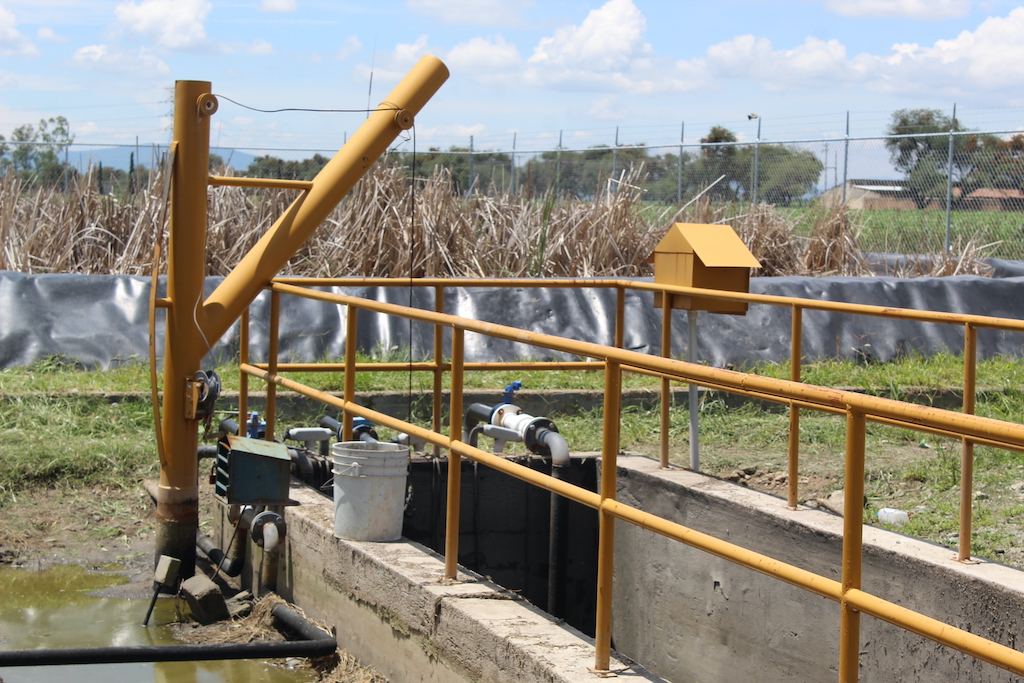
333,461,362,477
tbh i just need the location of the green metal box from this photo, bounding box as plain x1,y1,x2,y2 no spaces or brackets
217,435,293,505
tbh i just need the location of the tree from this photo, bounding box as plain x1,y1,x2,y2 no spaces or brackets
747,145,823,204
2,116,74,184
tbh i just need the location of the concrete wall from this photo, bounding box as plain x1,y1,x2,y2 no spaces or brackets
216,482,660,683
612,456,1024,682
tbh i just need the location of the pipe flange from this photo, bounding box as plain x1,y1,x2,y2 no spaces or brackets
197,93,219,117
250,511,285,547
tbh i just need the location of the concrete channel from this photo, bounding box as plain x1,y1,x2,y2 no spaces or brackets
213,446,1024,682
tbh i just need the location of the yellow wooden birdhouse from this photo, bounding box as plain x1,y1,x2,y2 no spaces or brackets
652,223,760,315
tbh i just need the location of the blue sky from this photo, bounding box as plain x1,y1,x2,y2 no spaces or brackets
2,0,1024,156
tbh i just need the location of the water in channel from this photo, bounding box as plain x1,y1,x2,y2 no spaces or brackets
0,564,315,683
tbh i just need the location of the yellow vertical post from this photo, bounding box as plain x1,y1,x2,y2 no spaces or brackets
659,295,672,468
614,285,625,349
594,360,622,672
343,304,358,441
156,80,213,576
432,285,445,459
444,328,465,580
238,306,249,434
265,291,280,441
839,409,866,683
787,305,803,509
959,323,977,561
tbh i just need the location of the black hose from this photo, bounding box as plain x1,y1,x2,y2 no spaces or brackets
197,445,219,460
464,403,494,431
196,534,244,578
0,604,335,667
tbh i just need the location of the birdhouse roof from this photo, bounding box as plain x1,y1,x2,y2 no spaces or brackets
654,223,761,268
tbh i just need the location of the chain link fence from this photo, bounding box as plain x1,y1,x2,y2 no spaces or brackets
4,125,1024,261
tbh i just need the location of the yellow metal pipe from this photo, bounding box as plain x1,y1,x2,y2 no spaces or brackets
239,307,249,433
343,304,357,441
271,275,1024,335
269,282,1024,450
154,297,172,309
266,291,280,440
614,285,625,349
433,286,445,459
844,588,1024,676
959,323,977,562
200,56,449,344
156,80,213,574
660,297,672,469
839,410,866,683
594,361,622,672
208,174,313,191
444,328,465,580
788,305,803,509
257,360,603,373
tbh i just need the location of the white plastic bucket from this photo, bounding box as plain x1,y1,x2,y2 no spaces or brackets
331,441,409,541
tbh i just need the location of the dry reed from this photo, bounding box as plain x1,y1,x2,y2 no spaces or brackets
0,164,993,278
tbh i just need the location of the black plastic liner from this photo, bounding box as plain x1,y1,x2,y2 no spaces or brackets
3,271,1023,369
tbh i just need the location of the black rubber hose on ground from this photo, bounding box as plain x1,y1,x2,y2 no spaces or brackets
0,604,336,667
196,533,244,578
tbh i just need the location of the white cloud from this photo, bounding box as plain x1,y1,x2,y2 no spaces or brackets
0,6,37,56
407,0,530,27
446,36,521,76
260,0,296,11
354,35,430,85
588,95,624,121
825,0,970,19
248,39,273,55
36,26,64,43
336,35,362,61
73,44,170,76
523,0,676,93
393,35,429,66
673,7,1024,95
115,0,211,49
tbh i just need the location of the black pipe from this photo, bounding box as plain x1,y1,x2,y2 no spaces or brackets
547,464,568,618
0,604,335,667
319,415,342,435
465,403,494,431
196,534,244,578
197,445,219,460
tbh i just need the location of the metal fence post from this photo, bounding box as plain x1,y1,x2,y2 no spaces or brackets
555,129,563,197
611,126,619,189
841,111,850,204
944,103,957,253
839,409,866,682
510,132,517,195
444,327,465,580
594,359,622,672
752,116,761,205
677,121,684,204
467,135,475,197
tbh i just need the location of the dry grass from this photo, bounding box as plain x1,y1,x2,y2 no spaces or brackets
0,163,993,278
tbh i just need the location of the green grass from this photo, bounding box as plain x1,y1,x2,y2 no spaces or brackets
3,353,1024,566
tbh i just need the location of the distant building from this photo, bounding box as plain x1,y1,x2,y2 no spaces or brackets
963,188,1024,211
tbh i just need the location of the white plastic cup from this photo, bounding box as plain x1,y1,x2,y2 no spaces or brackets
877,507,909,526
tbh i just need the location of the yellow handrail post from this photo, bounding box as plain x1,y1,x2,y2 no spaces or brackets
660,295,672,468
432,285,445,459
614,285,625,349
594,360,622,672
239,306,249,434
839,409,866,682
155,80,213,576
444,328,465,580
959,323,977,562
787,305,803,509
266,290,280,441
343,304,358,442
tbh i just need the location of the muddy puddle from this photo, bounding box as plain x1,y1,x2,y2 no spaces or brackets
0,564,315,683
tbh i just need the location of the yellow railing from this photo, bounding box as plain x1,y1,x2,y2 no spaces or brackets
272,275,1024,562
238,278,1024,681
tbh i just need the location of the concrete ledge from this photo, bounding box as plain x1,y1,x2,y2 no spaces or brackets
273,481,661,683
614,455,1024,682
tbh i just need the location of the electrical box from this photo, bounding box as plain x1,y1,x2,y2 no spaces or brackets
652,222,760,315
215,435,293,506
